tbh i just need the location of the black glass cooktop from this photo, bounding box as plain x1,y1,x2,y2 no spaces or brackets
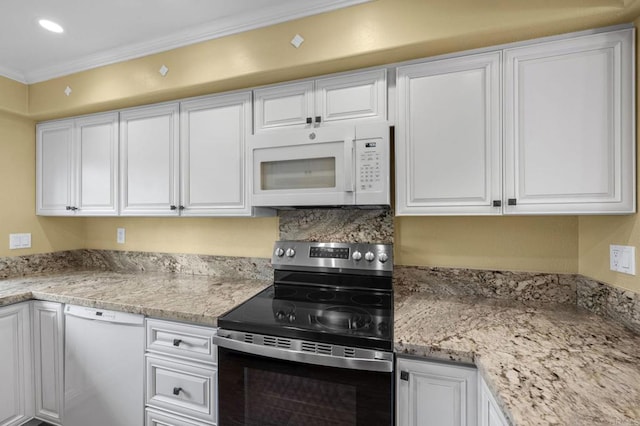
218,282,393,351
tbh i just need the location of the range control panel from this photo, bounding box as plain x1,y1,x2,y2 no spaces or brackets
272,241,393,273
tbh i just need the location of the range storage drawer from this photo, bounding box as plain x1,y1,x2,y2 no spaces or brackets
146,408,211,426
146,355,217,424
146,319,217,364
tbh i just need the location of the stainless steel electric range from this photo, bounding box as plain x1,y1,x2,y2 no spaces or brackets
213,241,394,426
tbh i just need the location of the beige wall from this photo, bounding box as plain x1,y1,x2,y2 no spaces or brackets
2,0,640,286
27,0,640,120
395,217,579,273
577,13,640,293
83,217,278,259
0,111,85,257
0,76,28,116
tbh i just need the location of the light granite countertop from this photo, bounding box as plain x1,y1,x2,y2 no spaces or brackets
395,291,640,426
0,270,270,326
1,270,639,425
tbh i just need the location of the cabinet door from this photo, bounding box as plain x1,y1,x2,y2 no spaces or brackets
75,112,119,216
146,355,217,424
396,52,502,215
36,120,74,216
253,80,314,132
315,69,387,126
478,377,509,426
146,408,211,426
32,301,64,425
504,28,635,214
397,357,477,426
180,92,252,216
120,103,180,216
0,303,33,426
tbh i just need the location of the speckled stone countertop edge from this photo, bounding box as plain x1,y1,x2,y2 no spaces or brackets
28,291,220,327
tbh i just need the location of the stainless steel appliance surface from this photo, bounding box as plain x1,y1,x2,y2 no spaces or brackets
214,241,394,425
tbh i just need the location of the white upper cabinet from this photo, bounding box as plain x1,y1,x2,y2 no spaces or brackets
396,27,635,216
180,92,252,216
396,52,502,215
120,103,180,216
37,120,74,215
37,112,118,216
254,81,314,131
504,28,635,214
74,114,119,215
254,69,387,132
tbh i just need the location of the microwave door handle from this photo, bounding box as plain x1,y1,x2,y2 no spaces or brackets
344,138,355,192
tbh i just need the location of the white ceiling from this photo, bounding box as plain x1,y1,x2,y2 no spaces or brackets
0,0,370,84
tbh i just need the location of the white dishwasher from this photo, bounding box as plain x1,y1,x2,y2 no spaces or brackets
64,304,144,426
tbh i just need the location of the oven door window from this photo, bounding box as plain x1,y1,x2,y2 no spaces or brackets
218,347,392,426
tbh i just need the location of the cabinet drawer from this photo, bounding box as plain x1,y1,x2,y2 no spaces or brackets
146,408,211,426
146,355,217,424
146,319,217,364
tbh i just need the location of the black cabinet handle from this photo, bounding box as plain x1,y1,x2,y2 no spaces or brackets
173,339,182,347
179,205,185,211
492,200,502,207
400,371,409,381
170,205,177,210
507,198,517,206
315,116,321,123
306,117,312,124
173,387,183,396
66,206,71,210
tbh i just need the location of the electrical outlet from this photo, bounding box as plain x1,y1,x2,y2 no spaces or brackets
610,245,636,275
117,228,126,244
9,233,31,249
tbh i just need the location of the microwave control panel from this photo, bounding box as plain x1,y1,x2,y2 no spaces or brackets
356,140,384,192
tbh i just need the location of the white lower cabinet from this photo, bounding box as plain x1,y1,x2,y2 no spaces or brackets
32,301,64,425
478,376,509,426
397,357,477,426
146,408,211,426
0,302,33,426
145,319,218,426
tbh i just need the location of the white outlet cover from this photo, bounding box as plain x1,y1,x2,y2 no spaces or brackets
117,228,126,244
610,245,636,275
9,233,31,249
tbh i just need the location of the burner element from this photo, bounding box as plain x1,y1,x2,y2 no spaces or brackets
316,306,372,331
351,294,383,306
274,287,297,298
307,291,337,302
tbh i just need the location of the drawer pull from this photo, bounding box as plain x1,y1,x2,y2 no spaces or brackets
173,339,182,347
173,387,183,396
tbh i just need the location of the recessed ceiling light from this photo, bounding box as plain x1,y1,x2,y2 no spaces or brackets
39,19,64,34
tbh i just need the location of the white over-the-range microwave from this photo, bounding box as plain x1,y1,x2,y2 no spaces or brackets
247,123,390,208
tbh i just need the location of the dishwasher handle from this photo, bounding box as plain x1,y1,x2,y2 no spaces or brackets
64,304,144,325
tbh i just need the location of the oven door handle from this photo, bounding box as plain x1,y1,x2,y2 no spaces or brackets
213,333,393,373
